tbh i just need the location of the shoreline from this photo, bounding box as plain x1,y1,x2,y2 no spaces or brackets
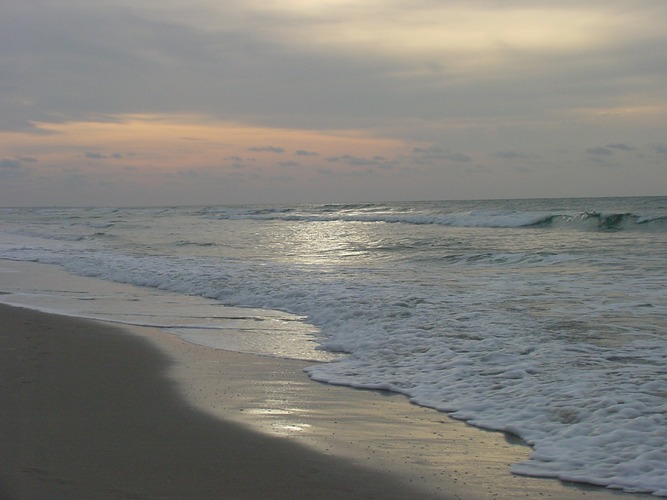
0,303,653,499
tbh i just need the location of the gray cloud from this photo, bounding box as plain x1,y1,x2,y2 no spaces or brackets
0,159,23,169
444,153,472,163
412,149,472,163
295,150,319,156
4,0,665,135
606,143,635,151
414,147,443,155
586,147,614,156
0,158,31,180
85,151,122,160
326,155,397,169
0,156,39,171
247,146,285,153
411,148,446,165
497,151,530,159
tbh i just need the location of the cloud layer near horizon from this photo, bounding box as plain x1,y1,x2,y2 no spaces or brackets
2,0,666,206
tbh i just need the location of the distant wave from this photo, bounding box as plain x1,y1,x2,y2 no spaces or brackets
531,212,667,231
199,206,667,232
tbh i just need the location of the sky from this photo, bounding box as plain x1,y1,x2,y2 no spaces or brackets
1,0,666,207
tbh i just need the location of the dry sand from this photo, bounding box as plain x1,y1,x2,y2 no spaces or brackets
0,303,652,499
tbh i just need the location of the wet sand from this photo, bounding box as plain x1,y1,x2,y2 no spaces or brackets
0,304,652,499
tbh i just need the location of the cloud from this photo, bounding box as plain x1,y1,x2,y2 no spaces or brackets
0,156,38,172
444,153,472,163
606,143,635,151
0,158,31,180
295,150,318,156
411,147,446,165
278,161,299,167
586,147,614,156
247,146,285,153
414,147,443,155
5,0,664,136
325,155,396,169
497,151,530,159
410,148,475,165
85,151,122,159
326,155,372,166
0,159,23,169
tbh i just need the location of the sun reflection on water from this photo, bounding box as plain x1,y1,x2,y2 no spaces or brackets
264,221,378,267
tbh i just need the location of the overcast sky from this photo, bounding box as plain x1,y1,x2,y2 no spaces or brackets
1,0,666,206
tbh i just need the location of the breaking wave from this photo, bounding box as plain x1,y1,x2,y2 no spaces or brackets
198,205,667,232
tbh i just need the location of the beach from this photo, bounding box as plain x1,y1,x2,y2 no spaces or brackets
2,201,667,495
0,303,653,499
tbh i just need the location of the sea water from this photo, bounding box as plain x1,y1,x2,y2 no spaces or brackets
1,197,666,495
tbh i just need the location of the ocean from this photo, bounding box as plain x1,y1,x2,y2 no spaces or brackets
1,196,666,495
